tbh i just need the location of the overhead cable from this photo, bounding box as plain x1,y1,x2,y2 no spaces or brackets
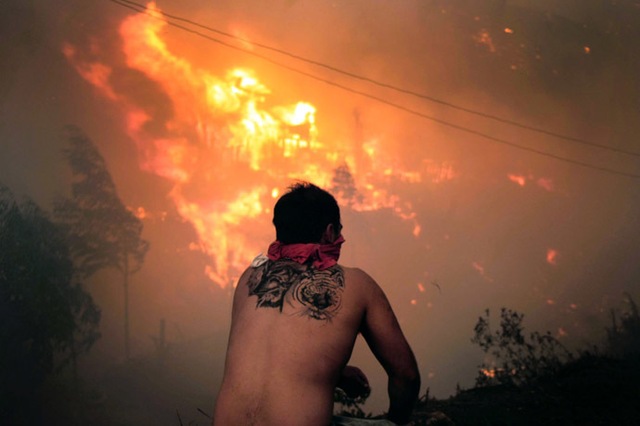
104,0,640,178
113,0,640,158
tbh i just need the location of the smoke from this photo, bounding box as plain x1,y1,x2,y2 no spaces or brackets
1,0,639,418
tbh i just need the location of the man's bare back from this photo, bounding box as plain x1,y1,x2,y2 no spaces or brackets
213,259,419,425
213,183,420,426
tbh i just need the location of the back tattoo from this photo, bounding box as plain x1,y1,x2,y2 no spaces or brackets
247,260,345,321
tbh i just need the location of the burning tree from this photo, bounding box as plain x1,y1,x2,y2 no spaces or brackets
54,126,149,360
0,184,100,423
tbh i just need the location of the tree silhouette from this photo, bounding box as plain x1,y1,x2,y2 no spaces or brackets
331,163,363,207
472,308,572,387
55,126,149,359
0,184,100,424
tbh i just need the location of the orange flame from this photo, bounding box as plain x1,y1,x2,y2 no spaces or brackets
64,2,456,287
480,368,496,378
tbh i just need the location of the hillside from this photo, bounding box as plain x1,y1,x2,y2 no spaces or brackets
413,353,640,425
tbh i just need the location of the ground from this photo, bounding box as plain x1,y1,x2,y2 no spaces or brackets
412,355,640,426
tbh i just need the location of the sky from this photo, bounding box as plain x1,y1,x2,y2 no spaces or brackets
1,0,640,416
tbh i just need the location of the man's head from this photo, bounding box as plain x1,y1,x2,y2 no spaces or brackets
273,182,341,244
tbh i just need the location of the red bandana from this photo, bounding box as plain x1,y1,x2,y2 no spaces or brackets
267,235,345,270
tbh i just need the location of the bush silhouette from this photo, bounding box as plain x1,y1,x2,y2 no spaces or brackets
471,308,572,387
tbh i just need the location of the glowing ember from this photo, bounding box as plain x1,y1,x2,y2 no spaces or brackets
472,261,493,282
537,177,554,192
546,248,558,265
508,174,526,186
508,174,555,192
129,206,148,220
480,368,496,378
474,30,496,53
63,1,455,288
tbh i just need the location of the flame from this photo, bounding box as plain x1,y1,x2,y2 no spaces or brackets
480,368,496,378
64,2,456,288
62,44,117,100
546,248,558,265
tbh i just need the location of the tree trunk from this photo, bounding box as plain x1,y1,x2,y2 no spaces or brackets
124,253,130,360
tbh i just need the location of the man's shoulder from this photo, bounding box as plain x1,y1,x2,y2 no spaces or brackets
339,265,380,292
339,264,371,277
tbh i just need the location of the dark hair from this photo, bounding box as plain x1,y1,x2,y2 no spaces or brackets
273,182,341,244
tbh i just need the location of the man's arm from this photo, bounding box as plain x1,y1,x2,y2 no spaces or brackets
358,271,420,425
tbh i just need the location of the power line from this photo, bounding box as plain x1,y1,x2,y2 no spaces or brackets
113,0,640,159
104,0,640,179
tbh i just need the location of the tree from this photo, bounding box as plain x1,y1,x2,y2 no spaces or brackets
55,126,149,359
331,163,363,207
0,184,100,424
606,293,640,358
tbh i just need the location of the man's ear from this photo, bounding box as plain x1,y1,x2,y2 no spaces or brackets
320,223,336,243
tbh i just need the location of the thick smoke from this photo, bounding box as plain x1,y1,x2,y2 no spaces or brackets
1,0,639,418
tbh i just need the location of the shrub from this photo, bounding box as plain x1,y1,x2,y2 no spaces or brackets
606,293,640,359
471,308,572,387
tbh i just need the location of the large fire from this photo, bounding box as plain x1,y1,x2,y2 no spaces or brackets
64,2,455,288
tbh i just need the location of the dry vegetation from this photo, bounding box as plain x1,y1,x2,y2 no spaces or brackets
410,294,640,425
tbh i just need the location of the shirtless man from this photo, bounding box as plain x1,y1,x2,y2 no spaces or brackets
213,182,420,425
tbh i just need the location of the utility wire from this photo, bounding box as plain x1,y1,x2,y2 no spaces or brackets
113,0,640,158
105,0,640,178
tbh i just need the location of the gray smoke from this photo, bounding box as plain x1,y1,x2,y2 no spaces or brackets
1,0,639,416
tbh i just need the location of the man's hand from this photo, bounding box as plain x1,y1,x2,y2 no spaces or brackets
337,365,371,399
